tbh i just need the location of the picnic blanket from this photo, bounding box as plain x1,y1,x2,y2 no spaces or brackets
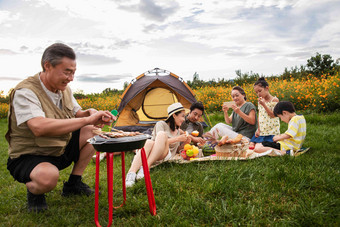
166,147,310,164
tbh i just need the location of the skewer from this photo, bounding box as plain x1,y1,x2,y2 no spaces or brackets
108,109,119,132
108,126,121,132
99,134,109,139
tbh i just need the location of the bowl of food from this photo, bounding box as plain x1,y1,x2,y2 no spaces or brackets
180,143,200,160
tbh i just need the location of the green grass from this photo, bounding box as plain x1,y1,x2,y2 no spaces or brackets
0,112,339,226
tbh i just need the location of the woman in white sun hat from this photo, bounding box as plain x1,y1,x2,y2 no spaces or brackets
125,102,191,187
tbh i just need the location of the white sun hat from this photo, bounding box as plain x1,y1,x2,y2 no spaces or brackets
166,102,185,120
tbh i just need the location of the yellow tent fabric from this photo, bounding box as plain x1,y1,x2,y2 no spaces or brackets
115,68,197,129
137,88,178,121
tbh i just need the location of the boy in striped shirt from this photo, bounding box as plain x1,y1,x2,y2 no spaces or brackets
254,101,306,155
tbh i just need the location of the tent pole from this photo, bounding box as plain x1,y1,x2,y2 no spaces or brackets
203,110,213,129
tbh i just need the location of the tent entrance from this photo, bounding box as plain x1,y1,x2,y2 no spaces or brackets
115,68,212,132
137,87,178,122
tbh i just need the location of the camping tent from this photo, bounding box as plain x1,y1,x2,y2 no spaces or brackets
115,68,209,132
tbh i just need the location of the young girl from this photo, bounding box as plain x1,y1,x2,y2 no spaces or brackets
249,78,280,149
125,102,190,187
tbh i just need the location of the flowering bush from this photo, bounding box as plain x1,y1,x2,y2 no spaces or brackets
0,73,339,118
77,95,121,112
194,73,340,113
0,103,9,119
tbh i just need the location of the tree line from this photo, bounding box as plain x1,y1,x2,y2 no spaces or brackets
1,53,338,103
186,53,340,89
65,52,340,98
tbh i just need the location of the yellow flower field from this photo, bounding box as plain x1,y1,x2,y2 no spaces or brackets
0,73,339,118
194,73,340,113
0,103,9,119
77,96,121,112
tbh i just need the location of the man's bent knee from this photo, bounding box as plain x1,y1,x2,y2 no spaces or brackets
79,125,96,148
80,125,96,138
30,163,59,191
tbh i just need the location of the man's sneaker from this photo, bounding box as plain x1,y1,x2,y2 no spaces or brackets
62,178,94,196
27,189,48,213
136,166,144,180
125,172,136,188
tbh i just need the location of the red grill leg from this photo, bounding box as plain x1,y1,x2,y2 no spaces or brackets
114,152,126,209
94,152,114,227
140,148,157,215
94,151,101,227
94,147,156,226
122,152,127,205
106,153,114,226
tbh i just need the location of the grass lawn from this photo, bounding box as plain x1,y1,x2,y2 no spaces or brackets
0,112,339,226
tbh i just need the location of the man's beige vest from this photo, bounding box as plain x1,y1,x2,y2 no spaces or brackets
6,73,75,159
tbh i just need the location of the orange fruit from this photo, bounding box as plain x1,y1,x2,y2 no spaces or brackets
192,146,199,156
184,144,192,151
191,130,199,137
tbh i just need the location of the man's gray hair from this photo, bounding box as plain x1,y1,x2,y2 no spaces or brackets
41,43,76,71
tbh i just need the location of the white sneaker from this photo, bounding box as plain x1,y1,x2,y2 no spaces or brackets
125,172,136,188
136,166,144,180
91,153,106,162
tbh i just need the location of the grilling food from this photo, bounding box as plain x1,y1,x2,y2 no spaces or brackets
93,128,143,138
104,131,143,138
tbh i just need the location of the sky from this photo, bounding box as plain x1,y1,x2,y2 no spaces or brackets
0,0,339,95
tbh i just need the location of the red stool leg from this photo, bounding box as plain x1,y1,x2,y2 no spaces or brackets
94,151,101,227
106,153,114,226
140,148,157,215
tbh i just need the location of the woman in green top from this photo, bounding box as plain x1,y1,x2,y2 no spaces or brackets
209,86,257,140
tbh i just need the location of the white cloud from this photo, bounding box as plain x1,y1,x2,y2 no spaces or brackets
0,10,20,27
0,0,339,95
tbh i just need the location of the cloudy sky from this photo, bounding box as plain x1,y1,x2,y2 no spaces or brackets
0,0,339,95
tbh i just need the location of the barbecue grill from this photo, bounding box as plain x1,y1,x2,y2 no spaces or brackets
88,134,156,226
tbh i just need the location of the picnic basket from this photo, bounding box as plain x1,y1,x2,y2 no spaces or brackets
215,139,249,158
